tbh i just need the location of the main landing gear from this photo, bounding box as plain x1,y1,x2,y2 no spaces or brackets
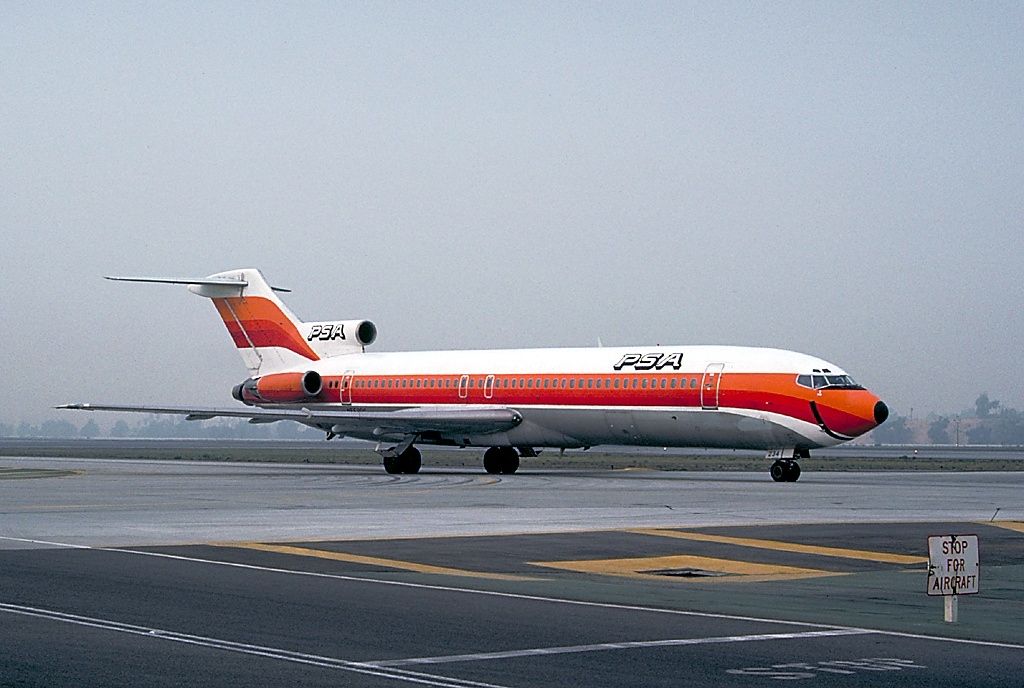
483,446,520,475
383,446,421,474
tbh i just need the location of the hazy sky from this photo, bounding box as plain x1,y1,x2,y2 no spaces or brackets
2,3,1022,423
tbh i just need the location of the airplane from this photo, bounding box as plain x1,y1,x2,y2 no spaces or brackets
61,268,888,482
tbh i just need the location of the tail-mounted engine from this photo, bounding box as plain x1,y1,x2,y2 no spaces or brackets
233,371,323,405
300,319,377,357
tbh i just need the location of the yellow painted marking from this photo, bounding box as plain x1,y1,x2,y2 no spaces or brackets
987,521,1024,535
532,554,841,583
234,542,539,582
627,528,926,565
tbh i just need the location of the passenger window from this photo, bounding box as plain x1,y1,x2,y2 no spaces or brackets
613,379,620,389
569,379,575,389
519,378,525,388
670,379,676,389
641,379,647,389
660,378,667,389
587,379,593,389
527,379,533,388
595,379,602,389
561,378,567,388
690,378,697,388
543,379,550,388
511,379,517,388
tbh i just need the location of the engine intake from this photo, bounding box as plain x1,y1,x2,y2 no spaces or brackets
355,320,377,346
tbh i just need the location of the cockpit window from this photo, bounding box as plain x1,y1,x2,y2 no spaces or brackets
796,373,863,390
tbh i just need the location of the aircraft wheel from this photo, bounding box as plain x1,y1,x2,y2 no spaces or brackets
383,455,402,474
483,447,502,474
769,460,786,482
784,460,801,482
499,448,520,475
399,446,421,474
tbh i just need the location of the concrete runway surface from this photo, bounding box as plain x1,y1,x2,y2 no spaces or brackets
1,454,1023,687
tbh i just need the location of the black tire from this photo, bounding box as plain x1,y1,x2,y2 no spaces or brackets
399,447,422,474
769,461,786,482
483,447,502,474
499,449,520,475
383,455,402,474
785,461,801,482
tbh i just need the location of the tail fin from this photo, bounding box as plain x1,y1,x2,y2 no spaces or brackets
105,269,376,376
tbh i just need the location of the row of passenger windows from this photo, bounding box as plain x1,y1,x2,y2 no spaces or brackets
333,376,704,390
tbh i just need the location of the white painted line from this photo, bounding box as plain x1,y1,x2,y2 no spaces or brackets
366,629,871,667
0,537,91,549
0,602,508,688
3,535,1024,652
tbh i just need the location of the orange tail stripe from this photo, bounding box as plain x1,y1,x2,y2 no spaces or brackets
213,297,319,360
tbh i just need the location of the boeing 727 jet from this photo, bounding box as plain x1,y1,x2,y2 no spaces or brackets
61,268,888,481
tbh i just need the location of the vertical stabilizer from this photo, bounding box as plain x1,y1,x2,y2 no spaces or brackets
188,269,319,376
105,269,374,376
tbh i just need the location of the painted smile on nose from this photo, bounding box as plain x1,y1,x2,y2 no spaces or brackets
874,401,889,425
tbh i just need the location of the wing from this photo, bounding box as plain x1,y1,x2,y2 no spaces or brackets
56,403,522,438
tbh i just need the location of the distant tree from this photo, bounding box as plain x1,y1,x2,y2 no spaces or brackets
870,414,913,444
993,408,1024,445
927,416,950,444
110,420,131,437
975,393,1000,418
39,419,79,438
80,419,101,438
966,423,992,445
17,421,37,437
276,421,318,439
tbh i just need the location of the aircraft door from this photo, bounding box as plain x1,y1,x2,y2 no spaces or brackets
484,375,495,400
340,370,354,404
701,363,725,410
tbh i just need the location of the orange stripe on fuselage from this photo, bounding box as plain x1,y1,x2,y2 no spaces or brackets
212,297,319,361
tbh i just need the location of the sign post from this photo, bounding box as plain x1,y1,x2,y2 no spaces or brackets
927,534,980,623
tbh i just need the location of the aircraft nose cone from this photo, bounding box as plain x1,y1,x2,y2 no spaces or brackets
874,401,889,425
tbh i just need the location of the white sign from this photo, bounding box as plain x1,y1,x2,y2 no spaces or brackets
927,534,980,596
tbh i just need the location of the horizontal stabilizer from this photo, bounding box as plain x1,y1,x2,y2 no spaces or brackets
104,276,291,292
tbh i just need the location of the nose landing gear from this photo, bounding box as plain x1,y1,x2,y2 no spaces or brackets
768,448,808,482
769,459,801,482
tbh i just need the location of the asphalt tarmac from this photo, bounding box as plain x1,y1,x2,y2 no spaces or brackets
1,454,1023,687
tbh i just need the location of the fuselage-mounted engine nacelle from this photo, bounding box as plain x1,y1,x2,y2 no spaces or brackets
301,319,377,354
233,371,323,405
